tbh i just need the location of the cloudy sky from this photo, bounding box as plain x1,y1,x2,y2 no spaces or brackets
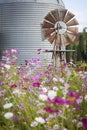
63,0,87,32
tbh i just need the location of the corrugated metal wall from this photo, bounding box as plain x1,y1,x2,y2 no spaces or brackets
0,2,64,64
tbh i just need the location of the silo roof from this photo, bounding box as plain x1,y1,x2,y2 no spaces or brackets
0,0,65,6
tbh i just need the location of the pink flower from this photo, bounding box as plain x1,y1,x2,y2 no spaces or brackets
10,84,17,89
53,97,70,105
82,118,87,130
33,82,40,87
44,106,59,113
19,102,25,110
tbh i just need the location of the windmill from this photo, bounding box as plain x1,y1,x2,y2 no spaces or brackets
41,9,79,66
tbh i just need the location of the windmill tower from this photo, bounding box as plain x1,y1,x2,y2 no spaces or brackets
41,9,79,66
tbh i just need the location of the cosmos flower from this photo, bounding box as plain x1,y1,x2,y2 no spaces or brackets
3,103,13,109
4,112,13,119
82,118,87,130
48,90,57,100
33,82,40,87
35,117,45,124
31,121,38,127
39,94,48,101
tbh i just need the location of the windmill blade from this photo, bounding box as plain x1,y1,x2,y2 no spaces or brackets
48,32,57,44
44,13,56,24
56,34,60,46
66,32,77,42
59,9,67,21
42,28,55,38
67,27,78,34
64,11,75,23
66,18,79,26
51,9,59,22
41,21,54,29
62,35,69,46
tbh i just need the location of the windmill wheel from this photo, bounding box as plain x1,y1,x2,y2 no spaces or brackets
41,9,79,66
41,8,78,46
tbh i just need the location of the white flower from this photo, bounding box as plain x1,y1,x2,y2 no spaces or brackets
48,90,57,100
35,117,45,124
53,77,58,82
12,89,26,97
77,121,83,128
53,86,58,91
39,94,48,101
84,95,87,101
3,103,13,109
4,64,10,70
76,96,83,104
30,121,38,127
4,112,13,119
41,87,47,93
53,124,60,129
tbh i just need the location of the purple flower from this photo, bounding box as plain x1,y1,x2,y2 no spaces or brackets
12,115,21,121
84,77,87,82
82,118,87,130
19,102,25,110
10,84,17,89
69,91,75,97
37,48,42,51
33,82,40,87
0,89,6,97
11,48,19,54
44,106,59,113
53,97,70,105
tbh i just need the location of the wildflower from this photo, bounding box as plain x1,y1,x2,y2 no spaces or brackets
0,89,5,97
19,102,25,110
82,118,87,130
4,112,13,119
39,94,48,101
84,77,87,82
35,117,45,124
44,106,59,113
10,84,17,89
77,121,83,128
84,95,87,101
53,124,60,129
69,91,76,103
54,97,69,105
48,90,57,100
4,64,11,70
11,48,19,54
33,82,40,87
3,103,13,109
30,121,38,127
53,77,58,82
76,96,83,104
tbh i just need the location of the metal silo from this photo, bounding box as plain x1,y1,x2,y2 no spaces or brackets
0,0,65,64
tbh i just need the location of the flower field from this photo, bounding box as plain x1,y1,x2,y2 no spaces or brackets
0,49,87,130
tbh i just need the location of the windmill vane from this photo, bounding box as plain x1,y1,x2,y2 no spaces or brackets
41,8,79,67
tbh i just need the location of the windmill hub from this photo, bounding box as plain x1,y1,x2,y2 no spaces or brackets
55,21,67,35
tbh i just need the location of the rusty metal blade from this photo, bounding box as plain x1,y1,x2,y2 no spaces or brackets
66,18,79,26
66,32,77,42
44,13,56,24
51,9,59,22
64,11,75,23
67,27,78,34
48,32,57,44
42,28,55,38
41,21,54,28
59,9,67,21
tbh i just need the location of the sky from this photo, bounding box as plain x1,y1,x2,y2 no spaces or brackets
63,0,87,32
